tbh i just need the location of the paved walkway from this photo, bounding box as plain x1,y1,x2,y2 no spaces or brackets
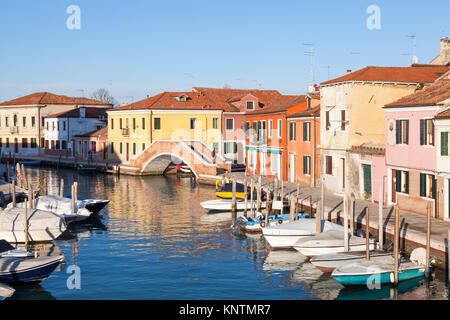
222,172,450,259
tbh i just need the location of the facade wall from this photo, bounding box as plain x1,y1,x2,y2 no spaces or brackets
434,116,450,221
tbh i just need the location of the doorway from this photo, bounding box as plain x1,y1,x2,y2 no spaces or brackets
126,143,129,161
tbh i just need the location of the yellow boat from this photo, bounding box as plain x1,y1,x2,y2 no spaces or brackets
215,179,245,199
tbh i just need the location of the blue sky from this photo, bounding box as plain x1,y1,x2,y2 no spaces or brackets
0,0,448,104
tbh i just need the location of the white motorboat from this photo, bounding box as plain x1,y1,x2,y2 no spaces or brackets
262,219,344,249
293,230,377,258
0,282,15,299
200,199,266,212
11,195,93,222
310,251,393,273
0,239,34,258
0,207,67,243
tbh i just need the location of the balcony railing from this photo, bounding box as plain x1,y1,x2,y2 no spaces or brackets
10,126,19,134
121,128,130,136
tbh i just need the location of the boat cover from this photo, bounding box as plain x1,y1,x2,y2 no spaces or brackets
262,219,344,236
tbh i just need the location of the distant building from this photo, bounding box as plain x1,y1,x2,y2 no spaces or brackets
0,92,111,156
320,65,449,203
43,107,108,157
74,126,109,163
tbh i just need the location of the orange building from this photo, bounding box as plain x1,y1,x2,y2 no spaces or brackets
245,95,317,181
287,98,320,187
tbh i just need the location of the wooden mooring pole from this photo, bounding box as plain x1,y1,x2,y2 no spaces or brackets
24,197,29,250
394,204,400,286
60,179,64,198
343,193,349,252
231,179,237,227
71,184,76,214
250,176,255,217
243,175,248,218
365,207,370,261
426,201,432,277
12,180,16,207
256,175,262,213
74,181,78,202
378,183,384,250
316,200,321,235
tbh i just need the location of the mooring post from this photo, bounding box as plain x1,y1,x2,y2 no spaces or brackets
366,207,370,261
264,190,270,226
243,175,248,218
426,201,432,277
60,179,64,198
289,195,295,222
21,163,27,190
231,179,237,227
24,197,29,250
256,175,262,214
12,180,16,207
394,204,400,286
71,184,76,214
343,193,349,252
316,200,321,235
350,195,355,235
280,179,284,215
31,185,35,209
250,176,255,217
295,184,300,220
74,181,78,202
378,183,384,250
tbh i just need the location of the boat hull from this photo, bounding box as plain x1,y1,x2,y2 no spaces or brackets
333,267,426,286
311,252,393,273
296,243,378,258
0,256,64,284
201,200,266,212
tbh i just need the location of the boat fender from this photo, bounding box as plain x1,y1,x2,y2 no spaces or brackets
259,216,265,221
389,272,394,283
260,221,266,228
277,219,283,224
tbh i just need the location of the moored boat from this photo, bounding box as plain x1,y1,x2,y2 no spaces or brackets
331,260,427,287
200,199,266,212
21,160,41,167
0,255,64,284
293,230,378,258
310,251,393,273
237,212,310,233
262,219,344,249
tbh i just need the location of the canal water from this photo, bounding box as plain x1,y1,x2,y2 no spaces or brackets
6,166,449,300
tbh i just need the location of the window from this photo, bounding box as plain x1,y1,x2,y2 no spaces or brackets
41,138,44,148
224,142,237,154
22,138,28,148
41,117,44,127
78,141,82,154
420,119,434,146
289,122,296,141
119,142,123,154
341,110,346,131
13,115,17,127
278,119,282,139
325,156,332,175
154,117,161,130
142,143,146,151
396,120,409,144
303,121,311,141
268,120,273,138
441,132,449,156
142,118,145,130
55,140,60,150
110,142,114,154
395,170,409,194
246,101,254,110
271,153,280,174
190,118,196,130
6,138,9,148
253,121,258,138
126,118,129,129
120,118,123,129
22,117,26,127
44,140,49,149
325,111,330,131
57,121,60,131
133,143,136,155
213,142,219,152
420,173,436,199
133,118,136,130
30,138,37,148
226,118,234,131
303,156,311,175
52,121,55,131
212,117,218,129
111,118,114,130
31,116,36,127
245,122,250,137
62,140,67,150
51,140,55,149
5,117,9,127
0,138,2,148
63,121,66,131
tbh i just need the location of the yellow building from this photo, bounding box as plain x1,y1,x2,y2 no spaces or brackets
106,92,224,164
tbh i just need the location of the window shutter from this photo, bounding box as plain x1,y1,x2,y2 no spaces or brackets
405,171,409,194
224,143,228,154
396,120,401,144
341,110,345,130
303,122,307,141
234,142,237,153
396,170,401,192
420,173,426,197
432,176,437,199
405,120,409,144
431,120,435,146
420,119,425,145
326,111,330,130
441,132,448,156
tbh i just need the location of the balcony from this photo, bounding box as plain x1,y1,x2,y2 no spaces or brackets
10,126,19,134
121,128,130,136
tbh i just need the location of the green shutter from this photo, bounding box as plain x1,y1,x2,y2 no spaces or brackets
420,173,426,197
303,156,306,174
441,132,448,156
396,170,401,193
405,171,409,194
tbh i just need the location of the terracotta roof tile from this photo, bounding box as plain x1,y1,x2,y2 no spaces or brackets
386,71,450,107
321,66,449,86
45,107,107,118
75,126,108,138
0,92,111,106
288,106,320,118
245,95,305,115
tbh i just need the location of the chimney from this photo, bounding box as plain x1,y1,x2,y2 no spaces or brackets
79,107,86,118
347,69,352,74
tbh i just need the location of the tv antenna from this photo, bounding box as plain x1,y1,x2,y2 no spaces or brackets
76,89,85,98
303,43,315,86
323,65,331,80
407,34,417,64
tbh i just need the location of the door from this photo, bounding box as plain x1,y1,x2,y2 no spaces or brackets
362,164,372,198
83,141,88,160
290,154,296,183
14,138,18,153
391,169,397,203
126,143,129,161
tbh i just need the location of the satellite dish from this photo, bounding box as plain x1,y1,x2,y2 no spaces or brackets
412,56,419,64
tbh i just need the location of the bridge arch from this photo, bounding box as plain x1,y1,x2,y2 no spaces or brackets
141,152,199,178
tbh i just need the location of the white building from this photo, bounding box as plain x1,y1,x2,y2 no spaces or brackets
44,107,107,157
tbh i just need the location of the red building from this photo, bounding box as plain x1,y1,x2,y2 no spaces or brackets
245,95,315,181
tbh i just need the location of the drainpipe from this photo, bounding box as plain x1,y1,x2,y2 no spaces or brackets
284,112,288,182
313,115,317,187
150,111,153,145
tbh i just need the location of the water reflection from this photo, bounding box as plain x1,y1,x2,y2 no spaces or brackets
4,166,447,300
